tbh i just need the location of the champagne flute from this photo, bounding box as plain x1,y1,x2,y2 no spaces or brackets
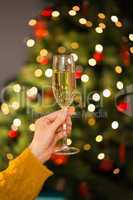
52,54,80,155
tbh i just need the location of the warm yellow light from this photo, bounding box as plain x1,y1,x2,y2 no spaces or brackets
26,39,35,47
83,144,91,151
79,18,87,25
72,5,80,11
88,104,95,112
116,81,123,90
1,103,9,115
96,135,103,142
103,89,111,97
97,153,105,160
81,74,89,83
88,117,96,126
88,58,96,66
130,47,133,54
113,168,120,175
115,21,122,28
99,23,106,29
11,124,18,131
68,10,76,16
29,123,35,132
27,87,38,97
129,34,133,41
13,118,21,127
86,21,93,28
92,93,100,102
95,27,103,34
67,138,72,146
71,53,78,61
52,11,60,17
45,68,53,78
111,16,118,23
115,66,122,74
6,153,14,160
71,42,79,49
111,121,119,129
58,46,66,53
95,44,103,53
34,69,43,77
11,102,20,110
28,19,37,26
98,13,106,19
40,49,48,56
13,84,21,93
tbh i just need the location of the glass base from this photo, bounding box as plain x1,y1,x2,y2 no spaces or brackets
54,145,80,155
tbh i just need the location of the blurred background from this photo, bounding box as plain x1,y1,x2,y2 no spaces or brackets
0,0,133,199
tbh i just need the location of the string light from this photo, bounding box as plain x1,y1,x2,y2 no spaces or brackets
96,135,103,142
68,10,76,16
45,68,53,78
113,168,120,175
79,18,87,25
58,46,66,53
98,13,106,19
71,42,79,49
115,66,122,74
40,49,48,56
1,103,10,115
26,39,35,47
97,153,105,160
83,144,91,151
116,81,124,90
72,5,80,12
11,102,20,110
71,53,78,61
81,74,89,82
130,47,133,54
111,121,119,129
13,118,21,127
52,11,60,18
95,27,103,34
92,93,100,102
27,87,38,97
67,138,72,146
34,69,43,77
88,104,95,112
103,89,111,97
115,21,123,28
88,117,96,126
95,44,103,53
29,123,35,132
99,23,106,29
13,84,21,93
28,19,37,26
129,34,133,41
88,58,96,66
86,21,93,28
11,124,18,131
6,153,14,160
111,16,118,23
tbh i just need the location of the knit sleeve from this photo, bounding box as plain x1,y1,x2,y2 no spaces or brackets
0,148,53,200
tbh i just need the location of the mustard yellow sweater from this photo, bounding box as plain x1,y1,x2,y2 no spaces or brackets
0,148,53,200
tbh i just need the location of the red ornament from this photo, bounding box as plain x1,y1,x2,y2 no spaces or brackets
99,159,114,172
120,46,130,66
34,21,48,39
119,143,126,164
75,70,82,79
93,52,104,62
79,182,91,198
51,154,68,166
8,130,18,139
38,56,49,65
117,102,129,112
41,7,53,17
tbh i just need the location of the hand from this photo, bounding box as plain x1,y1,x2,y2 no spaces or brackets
29,109,72,163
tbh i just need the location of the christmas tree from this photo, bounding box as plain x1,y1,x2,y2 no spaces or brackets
0,0,133,199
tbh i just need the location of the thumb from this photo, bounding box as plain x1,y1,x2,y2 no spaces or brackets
51,110,67,131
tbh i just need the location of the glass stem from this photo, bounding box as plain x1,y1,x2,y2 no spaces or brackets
62,123,68,147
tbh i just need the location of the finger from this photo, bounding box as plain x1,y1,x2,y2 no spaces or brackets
38,110,63,123
68,106,75,116
50,131,64,149
52,110,67,131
